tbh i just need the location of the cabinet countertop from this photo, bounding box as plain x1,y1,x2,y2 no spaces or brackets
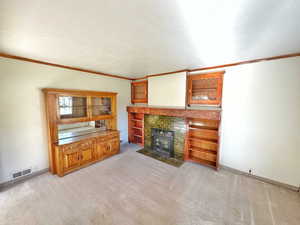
56,130,119,146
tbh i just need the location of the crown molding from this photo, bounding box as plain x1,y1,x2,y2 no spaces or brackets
0,53,134,80
1,52,300,81
132,52,300,80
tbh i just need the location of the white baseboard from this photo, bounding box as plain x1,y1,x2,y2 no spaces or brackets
0,168,49,191
220,165,299,192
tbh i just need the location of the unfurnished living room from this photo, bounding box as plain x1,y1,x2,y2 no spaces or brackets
0,1,300,225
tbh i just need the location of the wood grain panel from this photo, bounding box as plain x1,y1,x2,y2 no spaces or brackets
189,139,218,151
189,150,217,162
189,129,218,141
127,106,221,120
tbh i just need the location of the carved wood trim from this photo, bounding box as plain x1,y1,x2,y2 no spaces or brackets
127,106,221,120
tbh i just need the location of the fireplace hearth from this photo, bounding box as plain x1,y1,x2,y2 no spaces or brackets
151,128,174,158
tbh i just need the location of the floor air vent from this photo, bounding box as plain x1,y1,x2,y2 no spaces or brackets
12,168,32,179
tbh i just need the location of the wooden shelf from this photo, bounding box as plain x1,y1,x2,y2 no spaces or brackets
131,119,143,122
188,156,217,169
189,149,217,163
134,134,142,138
188,145,217,153
189,138,218,151
128,112,145,146
189,125,218,130
184,116,220,170
189,135,218,143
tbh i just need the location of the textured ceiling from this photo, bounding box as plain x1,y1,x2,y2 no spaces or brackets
1,0,300,78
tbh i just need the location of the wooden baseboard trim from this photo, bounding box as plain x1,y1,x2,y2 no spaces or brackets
220,165,299,192
0,168,49,191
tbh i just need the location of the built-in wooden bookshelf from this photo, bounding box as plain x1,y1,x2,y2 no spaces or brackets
128,112,144,146
184,118,220,169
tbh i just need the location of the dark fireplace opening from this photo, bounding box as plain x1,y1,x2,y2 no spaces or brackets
151,128,175,158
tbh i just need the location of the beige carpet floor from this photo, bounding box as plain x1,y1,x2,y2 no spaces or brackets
1,143,299,225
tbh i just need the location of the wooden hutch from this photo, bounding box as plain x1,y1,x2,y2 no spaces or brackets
43,88,120,176
128,71,224,170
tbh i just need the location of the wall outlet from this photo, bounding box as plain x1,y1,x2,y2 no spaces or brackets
248,169,252,174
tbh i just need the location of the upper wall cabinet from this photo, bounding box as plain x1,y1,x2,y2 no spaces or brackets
44,89,117,124
58,95,88,121
187,71,224,106
90,96,113,120
131,81,148,104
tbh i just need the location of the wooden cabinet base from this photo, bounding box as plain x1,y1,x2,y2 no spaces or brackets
55,131,120,176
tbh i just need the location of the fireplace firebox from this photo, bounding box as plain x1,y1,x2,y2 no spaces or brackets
151,128,175,158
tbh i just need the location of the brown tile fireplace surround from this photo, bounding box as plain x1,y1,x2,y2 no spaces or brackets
127,106,221,169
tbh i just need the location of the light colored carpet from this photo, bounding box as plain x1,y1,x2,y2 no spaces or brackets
1,143,299,225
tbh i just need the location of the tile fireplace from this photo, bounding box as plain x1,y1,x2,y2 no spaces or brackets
151,128,175,158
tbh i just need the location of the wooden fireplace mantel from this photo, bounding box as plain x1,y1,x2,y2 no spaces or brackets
127,106,221,120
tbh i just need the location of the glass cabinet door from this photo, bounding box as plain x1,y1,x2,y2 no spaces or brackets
91,97,112,117
191,77,218,101
188,72,224,106
131,81,148,103
58,96,88,119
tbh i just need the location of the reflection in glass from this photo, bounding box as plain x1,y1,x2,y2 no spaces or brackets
91,97,111,116
192,78,218,101
58,96,87,119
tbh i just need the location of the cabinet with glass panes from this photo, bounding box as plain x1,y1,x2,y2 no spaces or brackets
187,71,224,106
43,88,119,176
56,94,116,123
90,96,113,119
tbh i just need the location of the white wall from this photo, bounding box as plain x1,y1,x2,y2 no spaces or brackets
219,57,300,187
148,72,186,107
150,57,300,187
0,57,130,183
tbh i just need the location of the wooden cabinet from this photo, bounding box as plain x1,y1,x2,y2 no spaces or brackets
43,89,117,125
58,95,88,121
187,71,224,106
62,149,81,173
131,81,148,104
43,88,119,175
94,142,106,160
56,131,120,176
108,138,120,155
128,112,144,146
90,96,114,120
184,118,221,170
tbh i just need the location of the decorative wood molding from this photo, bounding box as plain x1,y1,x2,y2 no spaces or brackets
42,88,117,96
127,106,221,120
2,52,300,81
132,52,300,80
0,53,133,80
